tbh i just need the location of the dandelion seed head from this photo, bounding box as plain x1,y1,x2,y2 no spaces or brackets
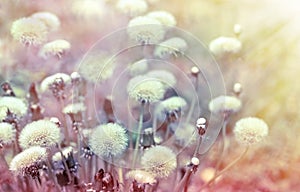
10,17,48,46
160,96,187,113
0,122,16,146
127,76,165,103
9,146,47,176
208,95,242,114
154,37,188,58
19,119,61,149
126,170,156,184
233,117,269,146
128,59,148,76
62,102,86,114
116,0,148,17
89,123,128,158
141,146,177,178
71,0,105,19
173,123,196,147
0,97,27,117
39,39,71,59
79,52,116,83
147,11,176,26
146,70,176,89
209,36,242,56
40,73,71,92
31,12,60,32
127,16,165,44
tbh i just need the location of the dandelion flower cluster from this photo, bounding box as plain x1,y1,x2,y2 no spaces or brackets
209,36,242,56
116,0,148,17
127,16,165,44
0,97,27,117
233,117,269,146
0,122,16,146
208,95,242,115
127,76,165,103
147,11,176,26
141,146,177,178
128,59,148,76
78,52,116,83
19,119,61,149
126,170,156,184
10,17,48,46
31,12,60,32
39,39,71,59
9,146,47,176
40,73,71,92
154,37,188,58
146,70,177,89
62,102,86,114
89,123,128,158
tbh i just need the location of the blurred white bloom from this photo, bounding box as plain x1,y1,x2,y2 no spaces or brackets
234,117,269,146
154,37,188,58
208,95,242,115
19,119,61,149
31,12,60,32
40,73,71,92
128,59,148,76
141,146,177,178
146,70,176,89
78,52,116,83
63,102,86,114
209,36,242,56
71,0,105,19
116,0,148,17
9,146,47,176
89,123,128,158
174,123,196,147
39,39,71,59
0,122,16,146
126,170,156,184
10,17,48,46
147,11,176,26
127,75,165,103
0,97,27,117
127,16,165,44
158,96,187,114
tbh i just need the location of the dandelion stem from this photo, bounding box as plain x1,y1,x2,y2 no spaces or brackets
215,118,229,173
59,99,70,145
199,146,249,191
58,143,72,184
131,102,145,168
193,135,203,157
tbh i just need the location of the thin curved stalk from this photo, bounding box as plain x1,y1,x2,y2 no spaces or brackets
215,119,229,173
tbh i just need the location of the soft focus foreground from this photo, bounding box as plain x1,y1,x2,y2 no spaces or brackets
0,0,300,192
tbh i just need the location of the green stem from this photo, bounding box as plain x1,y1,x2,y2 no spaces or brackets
131,102,145,168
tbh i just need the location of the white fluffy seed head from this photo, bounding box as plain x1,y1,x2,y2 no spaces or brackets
147,11,176,26
39,39,71,59
233,117,269,146
126,170,156,184
127,76,165,103
209,95,242,115
9,146,47,176
128,59,148,76
0,97,27,117
78,52,116,83
154,37,188,58
89,123,128,158
173,123,197,147
40,73,71,92
209,36,242,56
63,102,86,114
141,146,177,178
146,70,176,89
160,96,187,113
116,0,148,17
31,12,60,32
10,17,48,46
127,16,165,44
0,122,16,146
19,119,61,149
71,0,105,19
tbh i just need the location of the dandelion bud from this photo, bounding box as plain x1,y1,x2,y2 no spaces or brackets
233,24,242,36
233,82,242,95
233,117,269,146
